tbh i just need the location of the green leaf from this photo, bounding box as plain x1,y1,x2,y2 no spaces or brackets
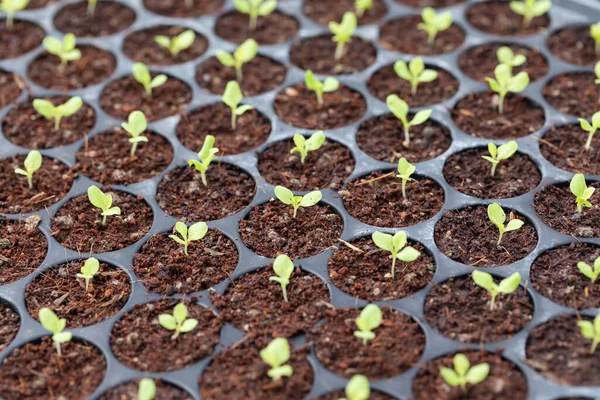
496,141,518,160
372,231,394,252
24,150,42,174
275,186,295,205
32,99,55,118
578,262,594,280
409,57,425,77
39,308,65,334
504,219,524,232
158,314,177,331
393,60,412,81
578,320,595,339
81,257,100,277
216,50,236,66
235,38,258,63
138,378,156,400
322,77,340,93
410,109,432,126
418,69,438,83
132,62,151,85
60,96,83,117
223,80,243,109
173,303,188,323
497,272,521,294
472,270,495,292
299,190,322,207
260,337,291,368
150,74,167,89
345,374,370,400
258,0,277,16
121,110,147,137
329,12,356,43
509,1,527,15
305,70,319,91
43,36,63,55
397,246,420,262
487,203,506,227
570,173,588,197
440,367,461,387
88,185,110,211
188,222,208,241
233,0,250,13
497,46,514,65
465,363,490,384
453,353,470,376
356,304,382,332
174,221,188,240
235,104,254,115
397,157,416,179
172,30,195,54
154,35,172,49
392,230,407,250
387,94,408,122
273,254,294,280
180,318,198,332
198,135,217,160
305,131,326,150
507,71,530,92
488,142,498,159
53,331,72,344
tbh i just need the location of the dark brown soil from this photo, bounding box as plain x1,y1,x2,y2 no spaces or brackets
27,45,116,90
459,43,549,83
132,229,238,295
239,201,343,259
452,92,545,139
312,307,425,379
540,124,600,175
434,206,538,267
395,0,466,7
443,148,541,199
548,25,599,66
367,63,459,106
110,299,221,372
24,260,131,327
53,1,136,37
2,95,96,149
0,70,22,109
215,10,299,45
316,391,394,400
466,1,550,36
526,315,600,386
328,236,435,301
341,171,444,228
356,113,451,163
543,72,599,119
531,242,600,309
289,35,377,75
257,138,354,191
413,350,528,400
75,129,173,185
302,0,388,25
0,155,75,214
176,103,271,155
156,163,256,222
123,25,208,66
100,379,192,400
0,302,19,352
0,338,106,400
534,182,600,238
0,217,47,285
0,20,44,59
380,15,465,55
274,83,367,130
51,188,153,253
143,0,223,17
210,266,330,337
196,55,287,96
100,75,191,121
200,336,313,400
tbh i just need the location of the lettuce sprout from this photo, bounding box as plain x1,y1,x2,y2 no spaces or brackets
132,62,167,97
87,185,121,226
290,131,326,164
43,33,81,73
169,221,208,256
578,256,600,284
471,270,521,310
158,302,199,340
138,378,156,400
154,30,196,56
417,7,453,46
386,94,432,146
260,337,294,380
485,64,530,114
440,353,489,392
372,230,420,279
396,157,416,199
355,0,372,18
481,141,518,177
305,70,340,106
188,135,219,186
274,186,322,218
487,203,524,246
578,111,600,152
39,307,72,356
233,0,277,31
509,0,551,27
121,110,148,156
222,80,253,130
33,96,83,131
216,39,258,81
1,0,28,30
269,254,294,302
329,12,357,62
592,22,600,55
76,257,100,292
353,304,382,345
578,314,600,354
394,57,438,96
14,150,42,189
570,173,595,214
340,374,370,400
497,46,527,73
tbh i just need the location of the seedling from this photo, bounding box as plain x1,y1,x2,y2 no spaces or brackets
169,221,208,256
305,70,340,106
158,302,199,340
329,12,357,62
233,0,277,31
340,375,370,400
578,314,600,354
481,141,518,177
417,7,453,46
216,38,258,81
39,308,72,357
386,94,432,146
485,63,530,114
274,186,322,218
76,257,100,292
578,111,600,152
355,0,372,18
396,157,416,199
87,0,97,16
595,60,600,84
394,57,438,96
121,110,148,156
509,0,552,27
132,62,167,96
222,80,253,130
138,378,156,400
570,173,595,214
592,22,600,55
87,185,121,226
371,230,420,279
472,270,521,310
14,150,42,189
155,29,196,56
487,203,524,246
269,254,294,303
353,304,382,345
1,0,28,30
440,353,489,392
43,33,81,73
578,256,600,284
188,135,219,186
260,337,293,381
497,46,527,73
290,131,326,164
33,96,83,131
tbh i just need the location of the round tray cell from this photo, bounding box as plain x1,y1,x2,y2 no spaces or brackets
539,123,600,175
0,300,20,352
466,0,550,36
548,25,599,66
543,71,598,119
0,217,48,285
0,70,22,109
0,20,44,60
215,10,299,45
53,1,136,37
302,0,388,26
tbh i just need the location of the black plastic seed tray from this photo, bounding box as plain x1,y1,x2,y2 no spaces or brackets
2,0,600,398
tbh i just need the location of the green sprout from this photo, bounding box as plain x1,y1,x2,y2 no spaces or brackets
592,22,600,55
260,337,294,381
570,173,596,214
481,141,518,177
43,33,81,73
269,254,294,303
371,230,420,279
472,270,521,310
87,0,97,16
355,0,372,18
188,135,219,186
595,60,600,84
440,353,490,393
121,110,148,156
169,221,208,257
132,62,167,97
339,374,370,400
39,307,72,357
233,0,277,31
353,304,382,345
14,150,42,189
154,29,196,56
578,314,600,354
158,302,199,340
1,0,28,30
274,186,322,218
386,94,432,146
33,96,83,131
509,0,552,27
394,57,438,96
138,378,156,400
578,111,600,152
417,7,453,46
578,256,600,284
329,11,357,62
487,203,524,246
396,157,416,199
87,185,121,226
76,257,100,292
216,38,258,81
497,46,527,73
290,131,326,164
485,63,530,115
222,80,253,130
305,70,340,106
